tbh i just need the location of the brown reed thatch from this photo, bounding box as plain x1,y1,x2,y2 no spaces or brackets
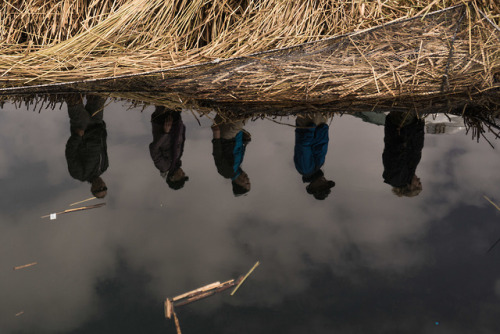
1,0,498,87
2,4,498,109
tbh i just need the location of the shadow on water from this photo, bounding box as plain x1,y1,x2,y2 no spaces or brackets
2,91,500,333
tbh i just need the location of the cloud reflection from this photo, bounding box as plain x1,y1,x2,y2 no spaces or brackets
1,100,500,333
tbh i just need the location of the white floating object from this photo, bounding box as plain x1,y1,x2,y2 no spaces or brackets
50,213,57,220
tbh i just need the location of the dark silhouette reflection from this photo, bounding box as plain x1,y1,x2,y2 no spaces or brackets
149,107,188,190
211,115,251,196
382,111,424,197
65,94,108,198
294,114,335,200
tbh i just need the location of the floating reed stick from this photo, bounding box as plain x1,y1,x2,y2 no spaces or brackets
484,195,500,211
41,203,106,219
164,298,173,319
484,195,500,253
13,262,37,270
173,309,182,334
231,261,259,296
69,197,96,206
15,311,24,317
165,275,245,319
172,281,222,302
174,279,241,307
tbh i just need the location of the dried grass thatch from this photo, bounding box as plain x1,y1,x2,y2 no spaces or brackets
1,0,498,88
1,3,498,109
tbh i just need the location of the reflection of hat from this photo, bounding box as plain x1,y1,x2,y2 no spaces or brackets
306,180,335,200
232,181,250,197
166,175,189,190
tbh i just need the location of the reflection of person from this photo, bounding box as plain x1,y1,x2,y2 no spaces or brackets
65,94,108,198
211,115,251,196
149,106,188,190
382,111,424,197
294,113,335,200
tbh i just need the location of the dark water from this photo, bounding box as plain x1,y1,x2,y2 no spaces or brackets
1,98,500,334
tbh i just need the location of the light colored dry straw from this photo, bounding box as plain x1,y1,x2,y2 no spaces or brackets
0,0,497,86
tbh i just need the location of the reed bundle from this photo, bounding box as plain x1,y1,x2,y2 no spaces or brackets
0,0,498,89
2,4,497,109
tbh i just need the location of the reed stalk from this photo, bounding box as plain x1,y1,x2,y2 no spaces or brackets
0,0,498,94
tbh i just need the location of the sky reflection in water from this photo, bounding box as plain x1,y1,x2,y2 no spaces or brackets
1,99,500,334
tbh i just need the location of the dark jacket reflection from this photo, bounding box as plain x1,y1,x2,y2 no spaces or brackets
65,94,108,198
382,111,424,197
149,107,188,190
211,115,251,196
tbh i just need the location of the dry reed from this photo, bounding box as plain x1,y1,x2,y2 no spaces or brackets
1,0,498,89
2,4,497,108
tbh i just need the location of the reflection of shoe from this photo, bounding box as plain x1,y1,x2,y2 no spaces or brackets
242,129,251,143
306,179,335,200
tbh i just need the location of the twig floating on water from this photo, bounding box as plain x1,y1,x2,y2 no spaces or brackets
41,203,106,219
15,311,24,317
165,277,244,319
172,281,222,302
173,309,182,334
164,298,173,319
13,262,37,270
484,195,500,212
174,279,241,307
487,237,500,254
231,261,260,296
69,197,96,206
485,195,500,253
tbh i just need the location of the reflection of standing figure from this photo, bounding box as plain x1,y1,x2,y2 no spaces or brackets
149,107,188,190
211,115,251,196
294,114,335,200
65,94,108,198
382,111,424,197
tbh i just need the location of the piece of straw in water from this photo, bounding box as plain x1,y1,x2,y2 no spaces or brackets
172,281,221,302
164,298,173,319
487,237,500,254
172,279,238,307
15,311,24,317
484,196,500,253
173,291,216,307
231,261,260,296
484,195,500,212
173,309,182,334
13,262,37,270
69,197,96,206
41,203,106,218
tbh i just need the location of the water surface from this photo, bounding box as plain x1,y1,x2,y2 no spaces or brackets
1,99,500,333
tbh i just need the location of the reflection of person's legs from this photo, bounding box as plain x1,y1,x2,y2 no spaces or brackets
151,106,167,140
387,111,417,128
215,114,245,139
296,113,327,127
85,95,106,123
151,106,166,124
68,101,90,130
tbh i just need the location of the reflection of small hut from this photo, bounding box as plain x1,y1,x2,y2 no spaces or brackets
353,112,467,135
425,115,466,135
